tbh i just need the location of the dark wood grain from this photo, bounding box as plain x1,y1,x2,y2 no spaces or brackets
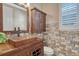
31,8,46,33
0,3,3,31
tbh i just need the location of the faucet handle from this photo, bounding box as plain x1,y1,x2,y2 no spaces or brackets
14,27,16,31
18,27,20,31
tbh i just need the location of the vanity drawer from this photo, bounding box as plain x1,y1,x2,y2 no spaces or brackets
8,38,37,47
13,47,31,56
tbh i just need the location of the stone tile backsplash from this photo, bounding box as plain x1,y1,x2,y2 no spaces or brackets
43,19,79,56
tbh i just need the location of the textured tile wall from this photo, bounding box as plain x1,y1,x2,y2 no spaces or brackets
43,18,79,56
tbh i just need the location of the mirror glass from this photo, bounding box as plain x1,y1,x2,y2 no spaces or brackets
3,3,27,31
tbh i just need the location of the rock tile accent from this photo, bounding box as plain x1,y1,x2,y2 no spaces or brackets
43,18,79,56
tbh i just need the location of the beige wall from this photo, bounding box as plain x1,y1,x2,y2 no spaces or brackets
30,3,42,10
41,3,59,21
31,3,59,21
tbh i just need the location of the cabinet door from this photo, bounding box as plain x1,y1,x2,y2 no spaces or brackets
31,10,41,33
31,9,46,33
41,13,46,32
35,10,41,33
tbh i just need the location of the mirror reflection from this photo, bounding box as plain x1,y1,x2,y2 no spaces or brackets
3,3,27,31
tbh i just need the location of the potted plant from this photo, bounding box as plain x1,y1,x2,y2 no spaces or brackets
0,32,7,43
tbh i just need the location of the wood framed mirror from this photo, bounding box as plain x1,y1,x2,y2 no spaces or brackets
0,3,28,34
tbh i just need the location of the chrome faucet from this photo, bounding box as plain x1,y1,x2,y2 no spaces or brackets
14,27,27,37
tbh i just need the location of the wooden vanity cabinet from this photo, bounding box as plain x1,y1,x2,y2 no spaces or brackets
15,39,44,56
31,8,46,33
0,38,44,56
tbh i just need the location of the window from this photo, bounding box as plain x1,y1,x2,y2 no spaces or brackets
60,3,79,31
